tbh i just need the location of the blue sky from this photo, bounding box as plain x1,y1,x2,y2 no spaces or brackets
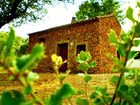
0,0,138,38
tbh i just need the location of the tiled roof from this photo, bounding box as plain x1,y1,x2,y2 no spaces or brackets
28,15,117,36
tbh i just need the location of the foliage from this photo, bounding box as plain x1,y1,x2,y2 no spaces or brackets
76,51,96,72
0,28,45,105
51,51,96,105
0,0,74,28
0,31,28,57
45,83,76,105
107,2,140,104
75,0,124,24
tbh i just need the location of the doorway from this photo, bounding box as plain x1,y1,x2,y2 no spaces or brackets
57,43,68,72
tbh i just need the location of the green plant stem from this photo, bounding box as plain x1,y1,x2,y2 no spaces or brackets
85,71,88,99
119,98,122,105
55,68,61,84
102,95,110,105
31,91,45,105
18,74,45,105
110,73,124,105
85,84,88,98
56,66,73,105
110,33,136,105
85,82,88,99
68,98,73,105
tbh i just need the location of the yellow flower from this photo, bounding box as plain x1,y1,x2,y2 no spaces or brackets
51,54,58,63
57,56,63,65
51,54,64,66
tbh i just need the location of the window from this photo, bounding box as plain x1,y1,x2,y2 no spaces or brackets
76,44,86,55
39,37,45,43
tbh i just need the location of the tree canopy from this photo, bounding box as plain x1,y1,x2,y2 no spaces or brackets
0,0,74,28
75,0,124,24
0,31,28,56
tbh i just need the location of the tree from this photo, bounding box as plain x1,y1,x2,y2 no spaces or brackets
0,0,74,28
75,0,124,24
0,31,28,56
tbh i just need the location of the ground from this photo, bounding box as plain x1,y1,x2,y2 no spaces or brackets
0,73,119,104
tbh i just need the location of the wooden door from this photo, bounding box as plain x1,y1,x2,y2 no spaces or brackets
57,43,68,72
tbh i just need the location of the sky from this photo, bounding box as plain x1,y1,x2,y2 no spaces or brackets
0,0,138,38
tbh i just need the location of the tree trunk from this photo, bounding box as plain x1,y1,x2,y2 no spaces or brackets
0,23,5,29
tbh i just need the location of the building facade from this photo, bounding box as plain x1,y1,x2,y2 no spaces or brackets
28,15,121,73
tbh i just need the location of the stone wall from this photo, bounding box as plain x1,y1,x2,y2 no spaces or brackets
28,15,121,73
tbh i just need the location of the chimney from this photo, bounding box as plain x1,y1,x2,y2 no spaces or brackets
71,17,76,23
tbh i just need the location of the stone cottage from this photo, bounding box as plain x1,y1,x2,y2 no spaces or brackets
28,15,121,73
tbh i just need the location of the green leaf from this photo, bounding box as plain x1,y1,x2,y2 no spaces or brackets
45,97,51,105
120,34,130,44
96,87,107,94
45,83,76,105
16,44,44,71
20,100,35,105
117,90,135,104
89,61,96,68
135,22,140,37
134,83,140,94
76,51,91,63
59,73,66,82
118,46,126,57
91,87,108,101
84,75,92,82
1,90,25,105
79,51,87,60
76,90,86,95
119,84,129,93
134,39,140,47
76,98,89,105
128,51,136,60
0,39,5,54
8,75,15,81
137,1,140,8
24,85,32,95
110,75,119,85
85,52,92,61
126,6,135,22
31,44,44,58
76,55,83,63
109,30,117,43
94,98,102,104
135,94,140,102
110,54,124,67
4,28,15,57
27,72,39,83
104,97,112,103
90,92,98,99
77,62,90,72
16,55,30,71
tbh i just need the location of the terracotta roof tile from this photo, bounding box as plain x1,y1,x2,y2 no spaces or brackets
28,14,117,36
